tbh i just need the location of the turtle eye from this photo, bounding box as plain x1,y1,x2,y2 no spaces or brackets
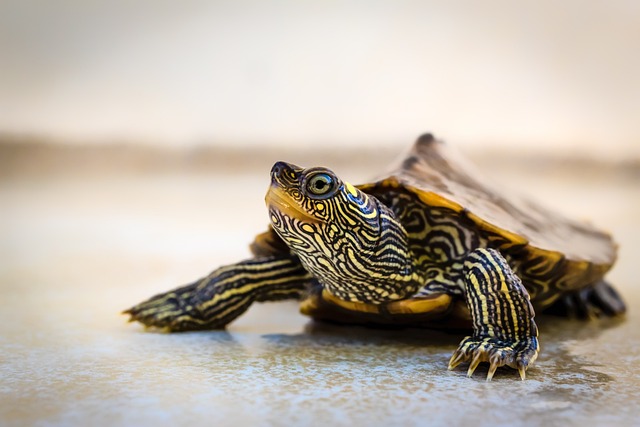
305,172,337,199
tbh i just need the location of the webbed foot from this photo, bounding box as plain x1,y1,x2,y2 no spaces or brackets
448,336,539,381
124,281,213,331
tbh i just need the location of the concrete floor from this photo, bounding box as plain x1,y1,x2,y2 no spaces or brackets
1,149,639,427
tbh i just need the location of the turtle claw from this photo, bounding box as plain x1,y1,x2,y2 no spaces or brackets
486,363,498,381
448,336,539,381
518,364,527,381
466,352,483,377
447,351,465,371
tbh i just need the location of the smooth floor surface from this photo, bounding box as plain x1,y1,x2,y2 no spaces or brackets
1,156,639,427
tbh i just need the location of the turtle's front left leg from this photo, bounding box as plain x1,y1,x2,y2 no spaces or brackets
124,255,313,331
448,248,539,381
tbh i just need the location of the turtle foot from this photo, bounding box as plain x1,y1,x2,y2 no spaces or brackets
544,280,626,319
123,281,215,332
448,336,539,381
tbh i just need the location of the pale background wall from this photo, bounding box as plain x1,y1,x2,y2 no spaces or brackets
1,0,639,159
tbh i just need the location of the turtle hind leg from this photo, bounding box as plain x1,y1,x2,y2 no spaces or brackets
448,248,539,381
124,255,313,332
543,280,626,319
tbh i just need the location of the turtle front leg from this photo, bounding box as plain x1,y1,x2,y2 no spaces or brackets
448,248,539,381
124,255,313,331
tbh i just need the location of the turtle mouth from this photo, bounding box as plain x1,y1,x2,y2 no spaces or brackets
265,186,318,223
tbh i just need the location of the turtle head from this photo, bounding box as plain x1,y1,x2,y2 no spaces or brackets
266,161,377,232
265,161,417,303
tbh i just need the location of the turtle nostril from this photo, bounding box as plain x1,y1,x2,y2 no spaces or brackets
271,161,293,181
271,161,285,175
271,161,304,185
271,162,300,183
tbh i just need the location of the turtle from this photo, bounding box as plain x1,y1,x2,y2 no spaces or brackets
124,133,625,380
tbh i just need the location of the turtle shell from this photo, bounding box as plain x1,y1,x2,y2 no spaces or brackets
357,134,616,302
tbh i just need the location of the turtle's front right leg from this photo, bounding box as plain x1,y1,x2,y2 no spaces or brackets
448,248,539,381
124,255,313,331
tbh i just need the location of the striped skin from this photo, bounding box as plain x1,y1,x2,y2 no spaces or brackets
267,162,420,304
370,188,478,298
124,255,313,331
364,184,620,315
447,248,539,381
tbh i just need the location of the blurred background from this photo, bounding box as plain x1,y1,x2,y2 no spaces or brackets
2,2,640,426
1,0,639,158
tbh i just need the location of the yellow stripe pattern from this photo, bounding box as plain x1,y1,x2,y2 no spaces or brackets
124,255,314,331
